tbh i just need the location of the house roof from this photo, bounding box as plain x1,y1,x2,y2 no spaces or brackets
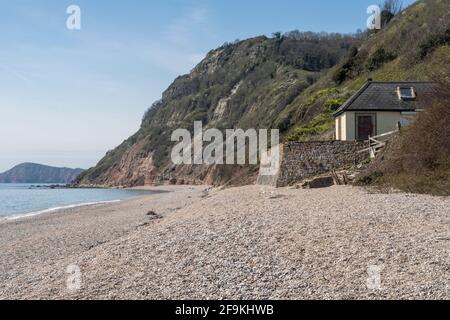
333,81,436,117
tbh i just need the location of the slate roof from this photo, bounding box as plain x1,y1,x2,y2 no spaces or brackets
333,81,436,117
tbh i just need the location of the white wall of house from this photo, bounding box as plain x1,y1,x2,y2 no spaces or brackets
335,112,356,141
335,115,342,140
345,112,355,141
336,111,402,141
335,113,349,140
377,111,401,135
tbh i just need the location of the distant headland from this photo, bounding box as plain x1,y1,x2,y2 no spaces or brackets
0,163,84,184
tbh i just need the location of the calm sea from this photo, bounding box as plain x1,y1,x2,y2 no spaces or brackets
0,183,161,219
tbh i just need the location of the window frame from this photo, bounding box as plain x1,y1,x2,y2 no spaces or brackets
397,86,416,100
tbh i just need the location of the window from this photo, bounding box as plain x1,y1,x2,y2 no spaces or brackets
397,87,416,100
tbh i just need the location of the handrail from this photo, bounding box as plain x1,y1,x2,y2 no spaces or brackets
369,130,398,141
361,129,399,158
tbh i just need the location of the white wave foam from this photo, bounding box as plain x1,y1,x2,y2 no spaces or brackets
3,200,122,221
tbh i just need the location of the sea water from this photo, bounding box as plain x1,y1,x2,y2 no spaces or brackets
0,183,160,219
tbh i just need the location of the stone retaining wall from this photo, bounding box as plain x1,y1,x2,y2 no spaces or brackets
258,141,368,187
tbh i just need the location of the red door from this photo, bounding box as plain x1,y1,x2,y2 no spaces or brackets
357,115,375,141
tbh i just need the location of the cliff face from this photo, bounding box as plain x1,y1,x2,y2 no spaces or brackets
76,34,359,187
0,163,84,184
76,0,450,187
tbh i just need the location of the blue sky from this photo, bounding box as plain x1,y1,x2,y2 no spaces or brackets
0,0,416,172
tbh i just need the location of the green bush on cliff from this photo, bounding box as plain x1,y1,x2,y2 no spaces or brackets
419,28,450,59
366,48,397,71
285,87,350,142
286,113,334,142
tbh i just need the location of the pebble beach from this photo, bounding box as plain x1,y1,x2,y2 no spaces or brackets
0,185,449,300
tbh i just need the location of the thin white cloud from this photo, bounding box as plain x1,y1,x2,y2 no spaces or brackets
189,8,208,23
0,65,32,84
138,7,212,74
165,7,211,47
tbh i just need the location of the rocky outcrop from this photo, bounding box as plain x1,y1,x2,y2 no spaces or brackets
76,141,157,187
300,176,335,189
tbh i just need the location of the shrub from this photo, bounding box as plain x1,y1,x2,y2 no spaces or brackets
332,46,359,84
380,0,403,27
419,28,450,59
366,48,397,71
324,98,345,112
286,114,334,141
285,87,350,141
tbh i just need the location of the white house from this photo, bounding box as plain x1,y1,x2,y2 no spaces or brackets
334,81,435,141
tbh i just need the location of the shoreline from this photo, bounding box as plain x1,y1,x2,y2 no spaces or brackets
1,199,123,222
0,184,448,300
0,185,207,227
0,185,176,223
